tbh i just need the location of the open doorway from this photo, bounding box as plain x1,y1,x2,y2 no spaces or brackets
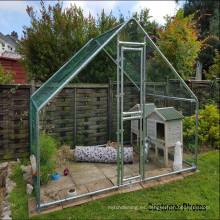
156,122,165,141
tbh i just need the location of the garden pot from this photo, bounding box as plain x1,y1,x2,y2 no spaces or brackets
67,188,77,198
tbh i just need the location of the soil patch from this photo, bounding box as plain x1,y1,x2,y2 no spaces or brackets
198,146,215,154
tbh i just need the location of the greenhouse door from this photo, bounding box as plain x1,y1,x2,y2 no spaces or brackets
117,43,146,185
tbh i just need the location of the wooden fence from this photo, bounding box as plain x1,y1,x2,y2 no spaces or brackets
0,79,219,160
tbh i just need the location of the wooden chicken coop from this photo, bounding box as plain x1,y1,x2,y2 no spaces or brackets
146,107,184,167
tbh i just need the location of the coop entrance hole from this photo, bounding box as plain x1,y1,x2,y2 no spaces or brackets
156,122,165,141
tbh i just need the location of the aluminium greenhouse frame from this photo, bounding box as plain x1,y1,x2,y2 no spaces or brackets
30,18,199,213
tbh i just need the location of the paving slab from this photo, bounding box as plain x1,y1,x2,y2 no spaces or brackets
145,162,159,172
109,176,118,186
72,168,107,186
59,185,93,209
86,179,113,192
123,165,138,177
85,179,117,200
40,189,61,204
28,197,63,218
124,163,139,174
95,163,117,178
41,175,75,194
68,162,98,173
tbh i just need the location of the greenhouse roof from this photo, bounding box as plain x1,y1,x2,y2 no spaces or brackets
30,18,198,112
31,21,126,110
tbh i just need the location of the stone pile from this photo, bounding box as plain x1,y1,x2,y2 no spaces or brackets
21,155,37,195
1,155,36,219
0,161,16,220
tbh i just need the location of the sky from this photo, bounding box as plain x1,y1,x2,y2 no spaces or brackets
0,1,181,39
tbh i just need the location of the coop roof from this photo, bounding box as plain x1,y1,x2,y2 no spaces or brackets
153,107,184,121
130,103,156,117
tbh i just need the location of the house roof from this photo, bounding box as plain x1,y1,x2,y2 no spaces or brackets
154,107,184,121
0,32,19,47
130,103,156,117
0,32,7,43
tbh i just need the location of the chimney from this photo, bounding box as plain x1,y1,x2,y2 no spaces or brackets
11,31,18,41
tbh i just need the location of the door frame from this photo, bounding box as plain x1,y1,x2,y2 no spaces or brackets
116,34,147,186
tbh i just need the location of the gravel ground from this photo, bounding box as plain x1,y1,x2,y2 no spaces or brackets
0,187,5,216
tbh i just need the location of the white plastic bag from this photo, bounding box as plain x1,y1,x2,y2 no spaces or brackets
173,141,182,171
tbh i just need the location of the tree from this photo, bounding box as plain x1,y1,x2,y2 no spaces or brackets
0,64,15,85
18,1,99,82
175,0,220,76
155,9,202,79
18,1,121,83
19,1,160,83
203,49,220,79
76,9,119,83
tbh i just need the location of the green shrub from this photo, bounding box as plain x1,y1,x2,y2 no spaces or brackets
183,103,220,151
183,115,196,151
0,64,15,85
198,103,219,148
39,135,57,185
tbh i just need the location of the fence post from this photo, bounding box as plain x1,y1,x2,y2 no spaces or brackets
30,78,36,96
74,85,77,148
166,76,170,107
108,78,113,141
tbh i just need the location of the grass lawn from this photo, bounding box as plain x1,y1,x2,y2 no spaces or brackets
9,150,219,219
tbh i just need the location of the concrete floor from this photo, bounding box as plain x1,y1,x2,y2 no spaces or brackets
39,148,193,205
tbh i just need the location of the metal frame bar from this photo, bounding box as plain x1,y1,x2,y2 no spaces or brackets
195,102,199,169
123,175,141,182
142,35,147,180
119,41,146,46
74,85,77,147
116,33,121,186
139,48,143,178
122,111,142,116
36,112,41,213
122,47,143,51
122,115,142,121
120,46,124,185
146,93,196,102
